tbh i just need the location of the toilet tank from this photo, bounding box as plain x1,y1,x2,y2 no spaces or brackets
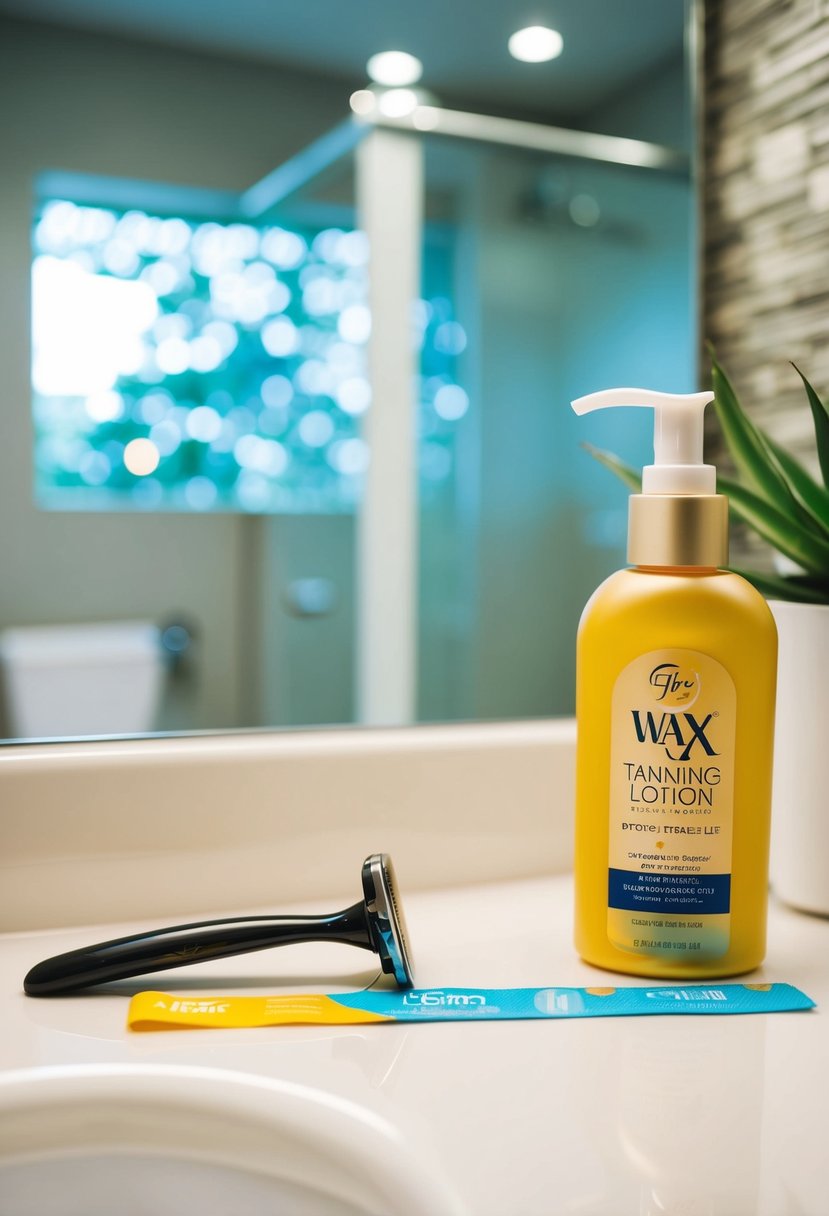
0,621,165,739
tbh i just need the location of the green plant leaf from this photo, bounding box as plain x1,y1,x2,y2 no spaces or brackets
730,567,829,604
719,475,829,574
581,442,641,492
792,364,829,490
761,434,829,534
710,353,802,518
583,437,829,576
787,571,829,591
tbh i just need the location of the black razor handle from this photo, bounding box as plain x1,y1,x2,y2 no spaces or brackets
24,903,372,996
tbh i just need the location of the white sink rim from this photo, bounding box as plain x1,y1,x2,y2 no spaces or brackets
0,1062,464,1216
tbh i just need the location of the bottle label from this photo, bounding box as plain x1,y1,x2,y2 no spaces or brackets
608,649,736,960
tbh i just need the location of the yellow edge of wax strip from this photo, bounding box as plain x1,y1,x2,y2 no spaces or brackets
128,991,394,1031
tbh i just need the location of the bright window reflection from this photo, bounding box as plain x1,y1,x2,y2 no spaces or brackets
32,198,466,513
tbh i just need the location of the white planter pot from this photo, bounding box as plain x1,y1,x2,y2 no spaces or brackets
769,600,829,916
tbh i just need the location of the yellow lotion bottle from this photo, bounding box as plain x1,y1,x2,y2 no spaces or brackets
572,388,777,979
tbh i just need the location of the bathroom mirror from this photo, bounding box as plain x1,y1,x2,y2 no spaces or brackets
0,1,698,742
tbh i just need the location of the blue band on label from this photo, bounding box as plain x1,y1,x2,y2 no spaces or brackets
608,868,731,915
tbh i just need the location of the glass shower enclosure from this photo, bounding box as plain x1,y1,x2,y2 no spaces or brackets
244,100,695,728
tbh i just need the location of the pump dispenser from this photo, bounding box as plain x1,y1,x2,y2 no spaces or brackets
572,388,728,568
571,387,777,979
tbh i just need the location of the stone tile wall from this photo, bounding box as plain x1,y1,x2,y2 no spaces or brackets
704,0,829,459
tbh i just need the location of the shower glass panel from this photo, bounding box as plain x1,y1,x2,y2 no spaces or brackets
254,123,694,729
417,135,695,723
247,152,468,730
86,114,690,732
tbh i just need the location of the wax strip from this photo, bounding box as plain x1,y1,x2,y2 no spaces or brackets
127,982,814,1030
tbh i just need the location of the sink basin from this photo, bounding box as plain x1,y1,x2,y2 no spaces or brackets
0,1063,463,1216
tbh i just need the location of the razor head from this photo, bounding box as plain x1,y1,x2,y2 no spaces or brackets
361,854,414,988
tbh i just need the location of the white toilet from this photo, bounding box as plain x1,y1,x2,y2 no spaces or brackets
0,621,165,738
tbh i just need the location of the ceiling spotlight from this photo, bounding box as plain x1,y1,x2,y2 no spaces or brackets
366,50,423,87
508,26,564,64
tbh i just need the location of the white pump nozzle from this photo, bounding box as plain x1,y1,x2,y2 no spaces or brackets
571,387,716,495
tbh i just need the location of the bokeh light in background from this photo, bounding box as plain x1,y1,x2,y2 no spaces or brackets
32,199,467,513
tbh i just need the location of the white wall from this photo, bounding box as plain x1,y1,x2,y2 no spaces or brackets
0,18,346,731
582,51,692,153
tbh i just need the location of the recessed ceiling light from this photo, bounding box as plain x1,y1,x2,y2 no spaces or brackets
508,26,564,64
366,50,423,87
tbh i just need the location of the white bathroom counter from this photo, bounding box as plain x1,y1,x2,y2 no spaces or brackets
1,875,827,1215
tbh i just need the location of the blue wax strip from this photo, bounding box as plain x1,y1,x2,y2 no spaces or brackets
332,982,815,1021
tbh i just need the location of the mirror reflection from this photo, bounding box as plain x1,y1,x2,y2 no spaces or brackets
0,1,695,740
